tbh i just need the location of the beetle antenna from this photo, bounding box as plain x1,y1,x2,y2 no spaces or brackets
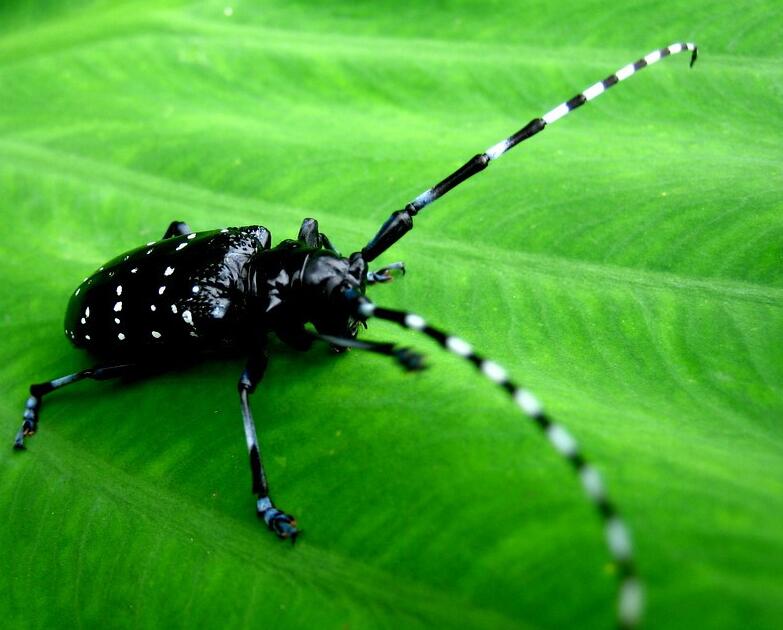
360,42,698,262
356,299,644,629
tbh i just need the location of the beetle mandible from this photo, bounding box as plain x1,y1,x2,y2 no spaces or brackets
15,43,698,629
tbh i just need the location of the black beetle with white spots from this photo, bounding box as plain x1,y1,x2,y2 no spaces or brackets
16,43,698,628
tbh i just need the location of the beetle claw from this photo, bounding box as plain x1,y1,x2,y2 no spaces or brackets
258,506,299,542
393,347,427,372
367,261,406,284
13,412,38,450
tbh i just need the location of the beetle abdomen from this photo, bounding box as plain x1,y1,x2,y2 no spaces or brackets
65,226,270,356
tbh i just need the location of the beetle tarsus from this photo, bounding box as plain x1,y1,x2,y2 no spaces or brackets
13,403,39,450
367,261,406,284
13,433,27,450
258,506,299,542
393,347,427,372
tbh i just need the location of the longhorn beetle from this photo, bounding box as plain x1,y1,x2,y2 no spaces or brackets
15,43,698,628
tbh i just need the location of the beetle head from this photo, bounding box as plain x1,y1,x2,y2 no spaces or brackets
298,250,367,339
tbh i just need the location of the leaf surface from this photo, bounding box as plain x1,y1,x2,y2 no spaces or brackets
1,1,781,628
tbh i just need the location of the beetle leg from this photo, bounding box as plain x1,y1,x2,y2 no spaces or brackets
297,218,340,255
309,331,426,372
367,261,406,284
14,363,137,450
237,349,298,542
319,232,339,255
162,220,192,239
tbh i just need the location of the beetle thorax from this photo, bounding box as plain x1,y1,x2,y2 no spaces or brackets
250,248,364,338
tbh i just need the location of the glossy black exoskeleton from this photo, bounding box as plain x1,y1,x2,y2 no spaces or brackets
15,43,699,628
64,221,367,357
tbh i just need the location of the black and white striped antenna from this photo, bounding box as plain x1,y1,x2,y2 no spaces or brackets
361,42,698,262
356,300,644,628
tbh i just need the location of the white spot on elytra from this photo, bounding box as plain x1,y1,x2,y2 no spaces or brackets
176,242,187,251
159,286,166,295
211,302,228,318
74,288,80,296
99,266,104,271
182,310,193,325
146,249,153,255
85,307,90,317
187,233,196,239
192,285,200,294
220,228,229,233
146,241,154,246
118,332,126,341
80,318,86,325
164,266,175,276
150,305,156,312
85,334,91,340
151,331,161,339
171,304,178,314
114,301,122,312
131,268,138,274
116,285,123,296
114,318,120,324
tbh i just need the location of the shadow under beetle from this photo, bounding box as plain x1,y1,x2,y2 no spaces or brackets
16,42,698,629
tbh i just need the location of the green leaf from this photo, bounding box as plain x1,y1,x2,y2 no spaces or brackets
1,1,781,628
